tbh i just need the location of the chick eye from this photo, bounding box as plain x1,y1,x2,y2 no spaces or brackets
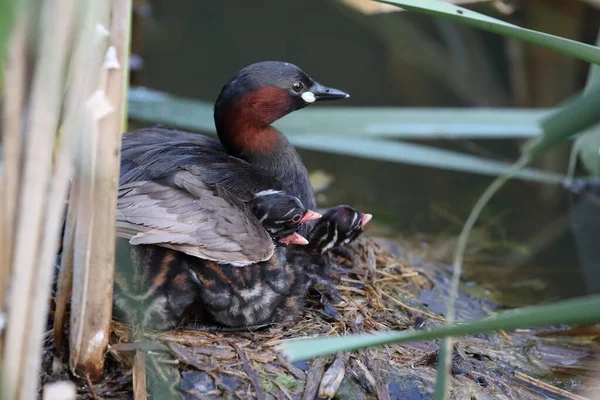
292,81,304,93
292,214,302,223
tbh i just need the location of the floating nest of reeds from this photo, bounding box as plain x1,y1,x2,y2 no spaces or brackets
42,236,600,399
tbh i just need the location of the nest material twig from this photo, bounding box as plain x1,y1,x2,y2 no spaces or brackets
43,236,598,399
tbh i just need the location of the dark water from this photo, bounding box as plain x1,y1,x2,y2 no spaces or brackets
132,0,598,305
298,149,589,305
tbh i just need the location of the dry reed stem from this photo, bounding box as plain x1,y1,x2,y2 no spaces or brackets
0,3,28,313
22,143,75,398
513,371,590,400
34,4,122,393
53,5,101,351
74,0,131,378
53,183,77,352
318,356,345,398
22,21,84,400
69,0,131,379
235,344,265,400
132,327,148,400
133,350,148,400
381,291,445,321
22,43,87,395
302,357,326,400
69,11,112,378
53,16,104,345
2,0,77,397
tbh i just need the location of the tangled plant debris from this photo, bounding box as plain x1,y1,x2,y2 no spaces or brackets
41,236,599,399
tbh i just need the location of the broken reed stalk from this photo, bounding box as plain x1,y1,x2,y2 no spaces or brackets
0,0,28,314
133,327,148,400
53,15,102,347
2,0,78,398
2,0,131,394
55,0,109,366
53,184,77,353
133,351,148,400
68,0,131,380
68,17,110,381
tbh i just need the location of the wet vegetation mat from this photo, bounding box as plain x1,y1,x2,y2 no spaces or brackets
42,237,600,399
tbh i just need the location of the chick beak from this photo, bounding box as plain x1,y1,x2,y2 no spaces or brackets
300,210,321,224
311,82,350,101
279,232,309,246
360,213,373,228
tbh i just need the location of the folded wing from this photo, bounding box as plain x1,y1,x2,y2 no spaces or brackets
116,172,275,266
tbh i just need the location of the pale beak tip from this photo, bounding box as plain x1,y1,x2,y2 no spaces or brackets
280,232,309,246
295,235,309,245
300,210,322,223
361,213,373,227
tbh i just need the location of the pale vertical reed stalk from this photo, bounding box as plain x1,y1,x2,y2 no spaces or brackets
2,0,77,398
0,0,28,313
68,19,111,379
51,7,103,351
2,0,132,394
68,0,131,379
54,0,109,368
53,179,77,353
133,328,148,400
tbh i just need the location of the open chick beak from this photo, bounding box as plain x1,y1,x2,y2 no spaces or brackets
300,210,321,224
360,213,373,228
279,232,309,246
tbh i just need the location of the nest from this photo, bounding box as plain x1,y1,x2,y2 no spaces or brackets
41,237,600,399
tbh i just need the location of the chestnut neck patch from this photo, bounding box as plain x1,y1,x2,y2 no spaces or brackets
215,87,293,156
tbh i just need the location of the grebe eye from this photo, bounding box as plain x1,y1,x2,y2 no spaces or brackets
292,82,304,93
292,214,302,223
